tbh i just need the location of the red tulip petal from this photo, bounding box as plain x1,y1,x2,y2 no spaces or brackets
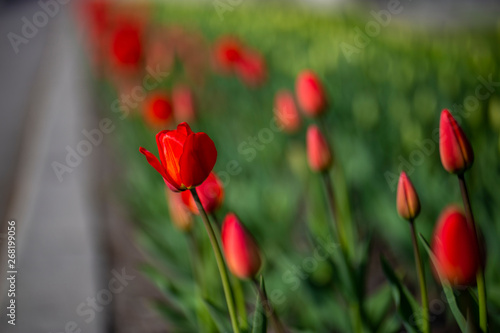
439,109,474,173
179,132,217,188
139,147,179,191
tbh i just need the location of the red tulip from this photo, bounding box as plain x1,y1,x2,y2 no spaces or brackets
139,122,217,191
110,20,143,70
221,213,262,279
213,36,244,73
235,51,266,87
143,92,173,128
295,70,327,117
439,109,474,174
181,172,224,215
306,125,332,172
166,190,193,231
431,206,480,287
173,85,196,123
274,90,301,133
396,172,421,221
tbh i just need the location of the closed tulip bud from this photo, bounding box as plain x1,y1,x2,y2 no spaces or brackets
295,70,327,117
274,90,301,133
221,213,262,279
307,125,332,172
439,109,474,174
431,206,480,287
181,172,224,215
396,172,420,221
143,92,173,129
172,85,196,123
166,190,193,232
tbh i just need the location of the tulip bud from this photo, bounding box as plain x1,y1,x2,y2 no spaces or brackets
439,109,474,174
110,20,143,71
143,92,173,129
295,70,327,117
213,36,243,73
396,172,421,221
431,206,480,287
221,213,262,279
181,172,224,215
166,190,193,232
274,90,301,133
172,85,196,123
235,51,266,87
306,125,332,172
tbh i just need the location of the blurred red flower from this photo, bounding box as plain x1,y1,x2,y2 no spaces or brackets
222,213,262,279
296,70,327,117
139,122,217,191
235,51,266,87
181,172,224,215
143,92,173,129
173,85,196,123
431,206,480,287
166,190,193,232
110,20,143,70
213,36,244,73
307,125,332,172
274,90,301,133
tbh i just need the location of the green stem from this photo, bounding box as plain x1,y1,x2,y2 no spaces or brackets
252,277,287,333
410,220,429,333
191,189,240,333
321,172,348,253
458,175,487,332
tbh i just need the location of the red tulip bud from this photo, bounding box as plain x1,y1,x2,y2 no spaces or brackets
166,190,193,231
439,109,474,174
396,172,421,221
306,125,332,172
172,85,196,123
274,90,301,133
431,206,480,287
221,213,262,279
181,172,224,215
143,92,173,129
295,70,327,117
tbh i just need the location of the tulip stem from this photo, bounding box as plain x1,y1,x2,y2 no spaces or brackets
321,172,347,253
409,220,430,333
191,189,240,333
251,277,287,333
458,174,487,332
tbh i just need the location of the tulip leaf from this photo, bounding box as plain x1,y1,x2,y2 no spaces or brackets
380,256,420,333
418,233,467,332
203,299,233,333
150,299,196,332
365,282,393,331
251,275,268,333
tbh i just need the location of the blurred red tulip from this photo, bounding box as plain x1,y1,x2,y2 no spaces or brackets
222,213,262,279
396,172,421,221
139,122,217,191
143,92,173,129
274,90,301,133
213,36,244,73
439,109,474,174
296,70,327,117
431,206,480,287
181,172,224,215
235,51,266,87
145,31,175,74
110,20,143,70
166,190,193,232
307,125,332,172
173,85,196,123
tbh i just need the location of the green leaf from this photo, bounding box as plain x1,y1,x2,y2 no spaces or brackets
380,256,420,333
150,300,196,332
365,283,393,331
252,275,268,333
418,233,467,332
203,299,233,333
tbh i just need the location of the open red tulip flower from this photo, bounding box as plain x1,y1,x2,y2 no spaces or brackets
222,213,262,279
274,90,301,133
307,125,332,172
396,172,421,221
143,92,173,129
181,172,224,215
431,206,481,287
173,85,196,123
296,70,327,117
139,122,217,191
439,109,474,174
